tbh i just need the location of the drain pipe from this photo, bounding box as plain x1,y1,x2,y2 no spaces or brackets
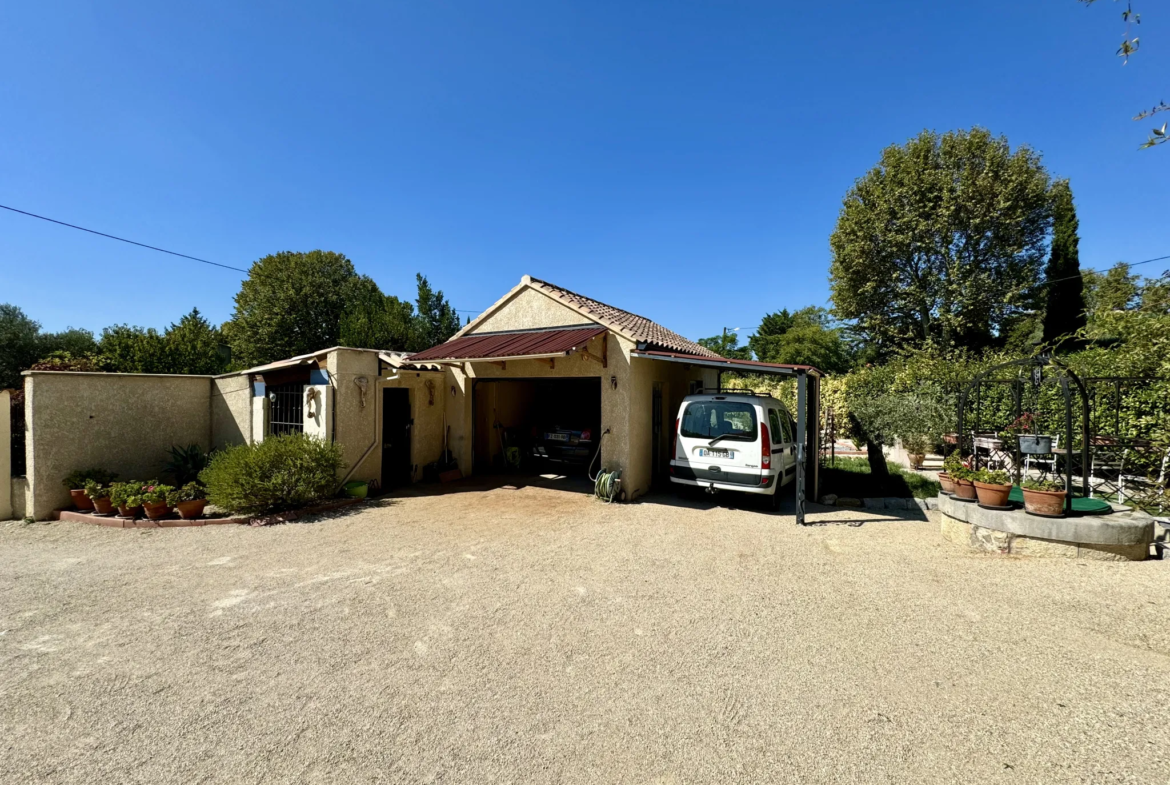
337,370,400,489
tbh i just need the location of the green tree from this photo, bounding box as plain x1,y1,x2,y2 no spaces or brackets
829,128,1052,356
164,308,229,375
1041,180,1087,349
224,250,358,367
1140,272,1170,314
339,275,417,350
411,273,461,351
38,327,98,359
1084,263,1140,317
98,325,171,373
697,330,750,359
749,307,852,373
0,304,42,389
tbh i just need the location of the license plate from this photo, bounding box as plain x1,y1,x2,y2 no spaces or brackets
699,448,732,459
546,432,569,441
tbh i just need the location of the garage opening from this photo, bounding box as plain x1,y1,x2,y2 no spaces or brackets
473,378,602,477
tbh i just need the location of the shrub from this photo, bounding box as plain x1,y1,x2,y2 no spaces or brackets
199,433,344,516
62,468,118,490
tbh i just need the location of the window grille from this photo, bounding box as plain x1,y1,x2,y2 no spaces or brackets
268,382,305,436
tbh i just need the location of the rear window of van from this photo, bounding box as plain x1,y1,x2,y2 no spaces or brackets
680,401,758,440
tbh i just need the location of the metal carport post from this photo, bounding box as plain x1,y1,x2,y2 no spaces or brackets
629,351,823,525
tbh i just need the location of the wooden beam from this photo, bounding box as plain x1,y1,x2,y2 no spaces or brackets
602,333,609,368
489,361,506,370
534,357,555,369
578,349,604,366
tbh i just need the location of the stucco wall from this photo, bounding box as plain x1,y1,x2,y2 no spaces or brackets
377,370,448,482
470,286,592,333
24,372,212,519
326,349,382,484
625,356,707,500
1,389,10,521
211,375,253,450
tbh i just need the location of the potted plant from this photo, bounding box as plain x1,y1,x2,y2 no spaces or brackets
939,453,964,496
83,480,116,516
973,468,1012,509
949,463,977,501
109,482,145,519
903,435,930,470
62,469,118,511
140,482,175,520
167,482,208,520
1021,478,1067,517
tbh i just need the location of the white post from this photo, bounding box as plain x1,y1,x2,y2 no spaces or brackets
251,379,269,444
1,390,11,521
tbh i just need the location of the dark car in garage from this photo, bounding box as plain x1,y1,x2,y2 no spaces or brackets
531,424,597,466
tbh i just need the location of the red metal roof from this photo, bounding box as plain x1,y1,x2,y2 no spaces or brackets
409,325,608,362
630,349,824,377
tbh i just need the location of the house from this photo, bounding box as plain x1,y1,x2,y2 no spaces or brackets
10,276,821,521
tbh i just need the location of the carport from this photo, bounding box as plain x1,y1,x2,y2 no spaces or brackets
630,351,823,524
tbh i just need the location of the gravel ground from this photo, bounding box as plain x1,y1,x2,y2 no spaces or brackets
2,479,1168,784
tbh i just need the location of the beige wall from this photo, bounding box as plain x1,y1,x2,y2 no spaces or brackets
24,371,213,519
470,286,591,333
1,389,10,521
326,349,382,484
377,369,448,483
211,375,253,450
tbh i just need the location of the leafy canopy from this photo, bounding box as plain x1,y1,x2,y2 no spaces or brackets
829,128,1052,355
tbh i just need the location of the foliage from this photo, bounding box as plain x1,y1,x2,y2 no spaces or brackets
199,433,345,516
829,128,1052,355
62,468,118,490
1083,263,1140,317
0,303,42,389
98,324,170,373
139,482,174,505
697,331,750,359
846,365,953,449
29,351,109,372
163,309,230,375
973,468,1010,486
224,250,359,367
83,480,112,500
38,327,99,359
1022,478,1065,492
108,481,147,508
164,443,212,485
820,457,941,499
339,275,416,351
1041,180,1086,349
410,274,461,352
1000,412,1037,438
748,307,853,373
1078,0,1168,148
166,482,207,505
942,452,966,476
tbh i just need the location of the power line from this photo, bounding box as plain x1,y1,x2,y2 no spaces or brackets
0,203,249,273
1031,253,1170,291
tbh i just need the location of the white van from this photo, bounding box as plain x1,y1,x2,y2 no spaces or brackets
668,392,797,508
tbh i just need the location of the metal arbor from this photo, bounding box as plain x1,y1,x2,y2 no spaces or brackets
957,355,1090,516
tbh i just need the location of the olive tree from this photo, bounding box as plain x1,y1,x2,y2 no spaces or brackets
829,128,1052,356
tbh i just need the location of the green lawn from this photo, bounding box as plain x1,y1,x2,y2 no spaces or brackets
819,457,941,499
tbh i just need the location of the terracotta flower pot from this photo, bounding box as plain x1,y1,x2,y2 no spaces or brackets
938,473,955,495
908,453,925,470
974,481,1012,508
953,478,977,501
1022,487,1067,517
91,496,115,515
117,505,142,519
142,501,172,520
175,499,207,520
70,489,96,511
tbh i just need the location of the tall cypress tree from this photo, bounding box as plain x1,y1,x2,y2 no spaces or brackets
1041,179,1086,349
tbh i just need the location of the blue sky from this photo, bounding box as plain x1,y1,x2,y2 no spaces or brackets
1,1,1166,345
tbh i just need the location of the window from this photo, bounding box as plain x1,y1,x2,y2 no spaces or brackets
768,410,783,444
268,382,306,436
680,401,758,441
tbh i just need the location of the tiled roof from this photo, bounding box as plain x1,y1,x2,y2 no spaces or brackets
527,277,721,358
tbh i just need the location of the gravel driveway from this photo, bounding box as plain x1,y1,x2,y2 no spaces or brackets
2,480,1167,784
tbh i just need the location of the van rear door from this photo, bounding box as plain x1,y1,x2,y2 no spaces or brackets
676,399,762,482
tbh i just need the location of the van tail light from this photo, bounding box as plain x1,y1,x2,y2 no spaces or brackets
672,418,680,459
761,423,771,469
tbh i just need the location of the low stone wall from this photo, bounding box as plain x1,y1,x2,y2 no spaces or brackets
938,494,1154,561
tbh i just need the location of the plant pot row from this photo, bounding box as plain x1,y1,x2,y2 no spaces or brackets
71,489,208,520
939,472,1067,517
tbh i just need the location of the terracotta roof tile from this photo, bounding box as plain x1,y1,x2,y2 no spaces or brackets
528,277,721,358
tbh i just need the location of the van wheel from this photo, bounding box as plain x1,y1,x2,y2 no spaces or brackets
769,486,783,511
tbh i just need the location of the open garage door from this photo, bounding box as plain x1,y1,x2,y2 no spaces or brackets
473,378,602,475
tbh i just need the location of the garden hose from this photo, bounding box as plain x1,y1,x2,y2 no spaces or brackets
594,468,623,503
588,429,610,482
